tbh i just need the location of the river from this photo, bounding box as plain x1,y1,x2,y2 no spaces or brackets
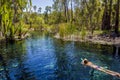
0,32,120,80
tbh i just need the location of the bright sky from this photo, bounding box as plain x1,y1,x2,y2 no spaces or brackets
32,0,53,13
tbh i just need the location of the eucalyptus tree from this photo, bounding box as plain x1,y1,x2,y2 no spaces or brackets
70,0,73,23
73,0,82,30
52,0,62,23
61,0,70,22
52,0,70,22
51,0,119,36
101,0,112,30
101,0,119,34
115,0,120,34
85,0,102,34
109,0,113,29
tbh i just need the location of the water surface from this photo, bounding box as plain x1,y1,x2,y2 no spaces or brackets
0,33,120,80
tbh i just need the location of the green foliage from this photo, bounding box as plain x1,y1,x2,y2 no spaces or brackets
59,23,67,37
58,23,77,37
0,0,119,41
81,29,86,40
66,23,76,34
0,0,32,41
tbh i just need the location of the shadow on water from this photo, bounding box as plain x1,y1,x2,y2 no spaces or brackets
53,40,71,80
0,54,11,80
113,46,120,59
0,32,120,80
0,41,36,80
74,41,120,80
53,38,120,80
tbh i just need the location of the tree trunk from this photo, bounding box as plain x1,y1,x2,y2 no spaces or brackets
0,15,2,37
109,0,113,29
101,0,111,30
115,0,120,34
66,4,70,22
71,0,73,23
0,15,1,27
63,0,69,22
63,2,67,22
12,0,17,23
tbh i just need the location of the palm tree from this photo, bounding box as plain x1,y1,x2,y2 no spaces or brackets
33,5,37,12
38,7,42,14
45,6,52,14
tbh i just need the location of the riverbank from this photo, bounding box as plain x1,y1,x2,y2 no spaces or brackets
0,27,36,43
0,33,30,43
0,32,119,80
54,33,120,46
14,33,30,41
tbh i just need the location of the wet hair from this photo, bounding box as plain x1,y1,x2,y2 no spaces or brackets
84,59,88,64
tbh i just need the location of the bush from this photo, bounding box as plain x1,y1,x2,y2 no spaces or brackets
58,23,77,37
81,29,86,39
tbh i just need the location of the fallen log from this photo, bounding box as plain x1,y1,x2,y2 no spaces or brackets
81,59,120,78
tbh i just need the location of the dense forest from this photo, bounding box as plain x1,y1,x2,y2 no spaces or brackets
0,0,120,42
44,0,120,39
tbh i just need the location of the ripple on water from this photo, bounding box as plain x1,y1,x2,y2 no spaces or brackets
44,63,55,69
0,34,120,80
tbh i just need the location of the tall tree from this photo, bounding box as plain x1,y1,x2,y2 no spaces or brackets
44,6,52,24
33,5,37,12
38,7,42,14
115,0,120,34
109,0,113,29
101,0,110,30
53,0,70,22
70,0,73,23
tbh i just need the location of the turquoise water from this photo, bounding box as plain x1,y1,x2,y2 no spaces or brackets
0,33,120,80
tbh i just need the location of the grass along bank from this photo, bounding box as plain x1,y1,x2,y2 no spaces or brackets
53,23,120,46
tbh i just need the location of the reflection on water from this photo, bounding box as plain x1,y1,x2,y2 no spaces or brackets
0,33,120,80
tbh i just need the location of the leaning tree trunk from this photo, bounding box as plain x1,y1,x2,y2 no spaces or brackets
115,0,120,34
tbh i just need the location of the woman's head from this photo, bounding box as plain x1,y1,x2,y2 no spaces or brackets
84,59,88,64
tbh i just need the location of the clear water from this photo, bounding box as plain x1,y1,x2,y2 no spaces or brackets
0,33,120,80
